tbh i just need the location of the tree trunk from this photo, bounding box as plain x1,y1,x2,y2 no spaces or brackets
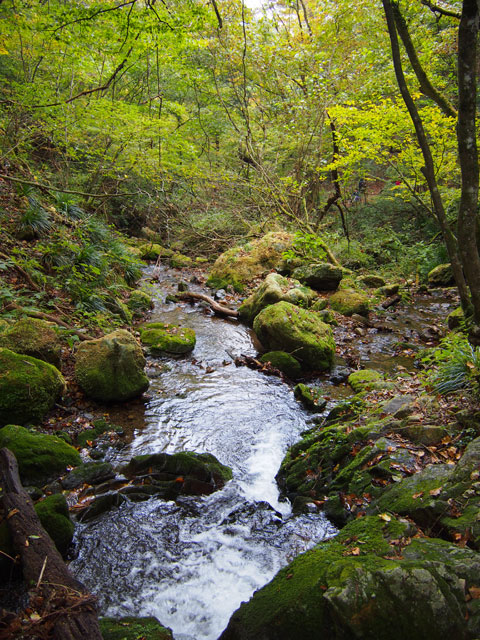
457,1,480,331
382,0,472,314
0,448,103,639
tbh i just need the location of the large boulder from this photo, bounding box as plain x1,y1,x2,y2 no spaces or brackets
428,263,454,286
291,262,343,291
329,288,370,317
75,329,149,402
253,301,335,371
219,515,480,640
0,425,81,485
0,347,65,426
238,273,317,324
0,317,62,367
139,322,196,355
207,232,295,292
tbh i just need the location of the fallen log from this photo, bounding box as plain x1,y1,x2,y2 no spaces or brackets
3,302,93,340
0,448,102,639
177,291,239,318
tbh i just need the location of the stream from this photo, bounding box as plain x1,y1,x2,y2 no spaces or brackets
70,270,457,640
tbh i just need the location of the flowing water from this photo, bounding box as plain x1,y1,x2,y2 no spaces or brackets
71,270,337,640
71,271,457,639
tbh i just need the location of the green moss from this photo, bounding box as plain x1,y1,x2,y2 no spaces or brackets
207,232,295,291
138,243,173,261
140,322,196,355
291,263,343,291
359,275,386,288
428,263,454,287
330,289,370,316
294,383,326,412
126,290,154,317
348,369,384,393
75,329,149,402
0,317,62,367
238,273,317,324
125,451,232,488
0,425,81,485
0,348,65,426
259,351,302,379
76,418,123,447
253,301,335,371
169,253,193,268
35,494,74,554
220,516,477,640
447,306,464,330
100,616,173,640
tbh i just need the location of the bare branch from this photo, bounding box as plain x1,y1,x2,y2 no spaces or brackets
211,0,223,28
52,1,137,34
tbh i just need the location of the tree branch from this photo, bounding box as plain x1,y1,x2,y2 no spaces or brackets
0,174,138,199
393,2,457,118
52,1,137,34
420,0,461,19
210,0,223,28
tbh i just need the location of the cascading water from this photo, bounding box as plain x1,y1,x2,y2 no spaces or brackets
70,269,337,640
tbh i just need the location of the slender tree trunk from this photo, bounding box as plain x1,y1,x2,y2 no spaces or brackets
457,0,480,330
382,0,471,313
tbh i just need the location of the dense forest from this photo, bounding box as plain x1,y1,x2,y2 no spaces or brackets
2,1,480,639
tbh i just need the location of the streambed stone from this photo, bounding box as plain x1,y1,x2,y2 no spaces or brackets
0,347,65,426
253,301,335,371
139,322,196,355
238,273,317,324
75,329,149,402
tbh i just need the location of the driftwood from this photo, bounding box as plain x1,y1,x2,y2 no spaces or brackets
0,448,102,640
177,291,239,318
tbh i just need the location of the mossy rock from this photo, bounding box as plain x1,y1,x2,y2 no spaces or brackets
100,616,173,640
330,288,370,317
124,451,232,495
359,274,386,288
138,243,173,261
259,351,302,379
126,290,154,317
61,461,115,490
75,329,149,402
316,309,338,325
207,232,295,292
370,437,480,549
76,418,123,447
0,348,65,426
169,253,193,268
0,317,62,367
35,494,74,554
448,306,464,330
348,369,385,392
310,298,328,311
104,297,133,324
140,322,196,355
253,301,335,372
292,262,344,291
219,515,480,640
294,383,326,412
238,273,317,324
377,283,400,297
428,263,454,287
0,425,81,485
